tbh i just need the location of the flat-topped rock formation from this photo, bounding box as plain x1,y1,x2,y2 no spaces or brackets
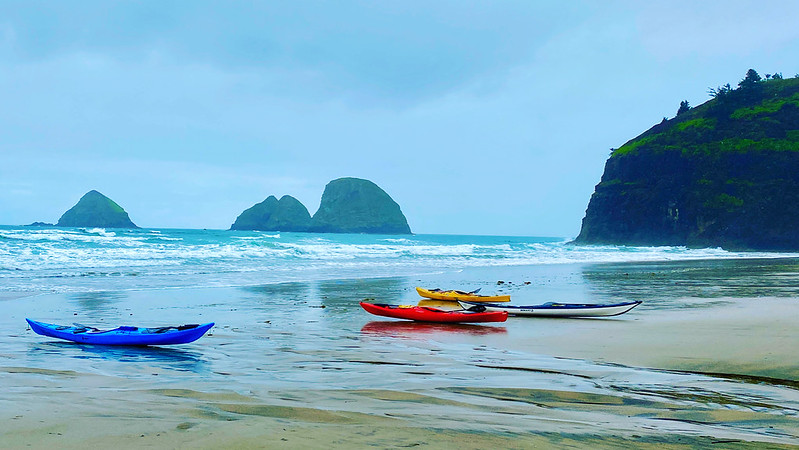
56,190,138,229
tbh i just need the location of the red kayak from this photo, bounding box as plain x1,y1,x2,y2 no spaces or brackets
360,302,508,323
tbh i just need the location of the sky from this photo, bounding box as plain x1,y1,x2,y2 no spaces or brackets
2,1,799,237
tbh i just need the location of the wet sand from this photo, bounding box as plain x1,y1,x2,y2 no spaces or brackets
2,261,799,448
482,297,799,381
0,291,38,301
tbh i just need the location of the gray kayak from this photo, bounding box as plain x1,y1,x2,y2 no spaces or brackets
458,300,641,317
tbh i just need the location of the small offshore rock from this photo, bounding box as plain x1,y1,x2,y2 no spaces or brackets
56,190,138,228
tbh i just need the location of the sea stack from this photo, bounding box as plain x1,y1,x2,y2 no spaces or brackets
575,71,799,251
56,190,138,228
309,177,411,234
230,195,312,231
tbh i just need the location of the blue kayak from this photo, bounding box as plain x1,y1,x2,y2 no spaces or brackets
26,319,214,346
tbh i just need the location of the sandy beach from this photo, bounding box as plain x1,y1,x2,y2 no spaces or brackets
2,261,798,449
493,297,799,381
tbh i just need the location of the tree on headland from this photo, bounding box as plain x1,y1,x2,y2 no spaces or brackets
738,69,762,89
677,100,690,116
708,83,732,98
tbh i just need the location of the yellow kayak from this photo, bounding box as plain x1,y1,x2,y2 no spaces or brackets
416,299,464,310
415,287,511,303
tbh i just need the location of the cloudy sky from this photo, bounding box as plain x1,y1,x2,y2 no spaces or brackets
2,1,798,236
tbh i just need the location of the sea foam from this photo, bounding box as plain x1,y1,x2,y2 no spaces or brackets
0,226,795,293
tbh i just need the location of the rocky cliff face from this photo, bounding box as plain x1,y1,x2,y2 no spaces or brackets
576,74,799,250
230,195,311,231
309,178,411,234
56,190,138,228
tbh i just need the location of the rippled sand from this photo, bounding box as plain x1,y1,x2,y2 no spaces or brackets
2,260,798,448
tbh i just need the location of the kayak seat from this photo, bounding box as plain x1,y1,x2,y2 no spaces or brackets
73,323,101,332
118,326,138,331
466,305,487,313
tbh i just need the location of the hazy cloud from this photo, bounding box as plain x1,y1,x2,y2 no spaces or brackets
1,1,798,235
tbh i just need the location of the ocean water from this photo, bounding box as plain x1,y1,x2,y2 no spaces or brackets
2,226,799,446
1,225,794,294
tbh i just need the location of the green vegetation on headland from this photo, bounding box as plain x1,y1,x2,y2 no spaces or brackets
611,73,799,159
55,190,138,229
577,70,799,250
231,177,412,234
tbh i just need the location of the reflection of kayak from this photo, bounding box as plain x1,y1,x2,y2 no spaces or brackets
361,321,507,336
457,300,642,317
416,287,511,303
360,302,507,323
26,319,215,345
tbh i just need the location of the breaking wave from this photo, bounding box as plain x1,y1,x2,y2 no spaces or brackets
0,226,795,292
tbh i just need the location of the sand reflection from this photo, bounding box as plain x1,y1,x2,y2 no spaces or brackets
27,342,208,374
581,257,799,306
318,277,408,306
361,321,507,338
68,290,127,312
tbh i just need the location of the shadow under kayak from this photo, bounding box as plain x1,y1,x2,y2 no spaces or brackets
457,300,642,317
26,319,214,345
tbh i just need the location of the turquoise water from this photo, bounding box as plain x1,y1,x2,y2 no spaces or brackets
1,226,793,294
